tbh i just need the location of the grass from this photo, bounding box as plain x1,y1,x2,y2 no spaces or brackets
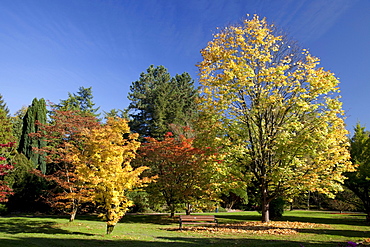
0,210,369,246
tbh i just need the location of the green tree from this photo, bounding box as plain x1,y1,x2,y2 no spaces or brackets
345,123,370,222
0,94,14,144
4,152,50,213
0,94,10,116
127,65,198,139
103,109,128,120
198,15,354,222
11,106,28,147
18,98,47,174
57,86,100,118
0,109,15,144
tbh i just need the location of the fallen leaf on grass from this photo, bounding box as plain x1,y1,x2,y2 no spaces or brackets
170,221,330,235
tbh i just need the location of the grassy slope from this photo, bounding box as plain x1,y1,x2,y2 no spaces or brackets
0,211,368,247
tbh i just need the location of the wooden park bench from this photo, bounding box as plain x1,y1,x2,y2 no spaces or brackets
179,215,218,229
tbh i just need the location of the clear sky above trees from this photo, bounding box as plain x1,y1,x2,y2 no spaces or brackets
1,0,369,131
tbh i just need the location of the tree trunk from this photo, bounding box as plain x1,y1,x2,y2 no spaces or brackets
167,201,175,217
69,200,78,222
307,191,310,210
170,204,175,218
261,186,270,223
106,224,115,234
185,203,191,215
366,211,370,223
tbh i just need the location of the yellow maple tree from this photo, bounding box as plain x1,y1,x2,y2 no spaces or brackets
70,117,151,234
198,15,355,222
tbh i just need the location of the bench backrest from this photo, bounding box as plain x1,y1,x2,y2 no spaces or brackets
179,215,215,221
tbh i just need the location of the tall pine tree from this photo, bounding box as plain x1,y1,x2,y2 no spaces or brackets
127,65,198,139
18,98,47,174
56,86,100,118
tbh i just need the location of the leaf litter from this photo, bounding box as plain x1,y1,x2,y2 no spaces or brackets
171,221,330,235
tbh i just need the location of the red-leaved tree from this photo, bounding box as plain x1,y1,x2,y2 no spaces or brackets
0,142,16,202
137,132,221,216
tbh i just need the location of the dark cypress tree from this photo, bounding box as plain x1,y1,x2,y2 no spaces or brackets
18,98,47,174
127,65,198,139
11,106,28,147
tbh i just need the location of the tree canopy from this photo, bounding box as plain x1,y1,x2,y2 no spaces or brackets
31,110,100,221
0,108,15,144
127,65,198,139
346,123,370,221
0,142,15,202
136,131,221,216
71,118,150,234
17,98,47,174
198,15,354,222
0,94,10,117
56,86,100,118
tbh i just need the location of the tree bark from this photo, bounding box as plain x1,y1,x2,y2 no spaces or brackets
261,186,270,223
170,204,175,218
69,200,78,222
186,203,191,215
106,224,115,234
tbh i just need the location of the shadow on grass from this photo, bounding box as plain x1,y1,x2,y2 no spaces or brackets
169,223,369,240
2,214,101,222
0,236,345,247
0,218,94,236
213,223,369,239
298,227,370,239
281,214,369,227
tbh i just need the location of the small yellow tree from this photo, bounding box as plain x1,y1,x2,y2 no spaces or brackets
70,117,150,234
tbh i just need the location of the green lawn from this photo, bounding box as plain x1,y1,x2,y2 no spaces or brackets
0,211,369,246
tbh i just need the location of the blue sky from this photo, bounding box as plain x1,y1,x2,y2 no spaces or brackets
1,0,369,133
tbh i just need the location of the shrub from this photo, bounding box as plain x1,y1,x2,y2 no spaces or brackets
269,197,285,220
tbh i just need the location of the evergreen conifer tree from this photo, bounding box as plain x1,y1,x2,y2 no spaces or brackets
57,86,100,118
128,65,198,139
0,94,10,116
11,106,28,147
18,98,47,174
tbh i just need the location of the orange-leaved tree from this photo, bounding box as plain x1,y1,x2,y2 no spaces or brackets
198,15,355,222
137,130,223,217
31,110,100,221
70,117,151,234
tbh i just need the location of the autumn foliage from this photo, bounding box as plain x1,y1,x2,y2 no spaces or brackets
31,110,100,221
0,142,16,202
137,131,221,216
198,15,354,222
71,117,151,234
